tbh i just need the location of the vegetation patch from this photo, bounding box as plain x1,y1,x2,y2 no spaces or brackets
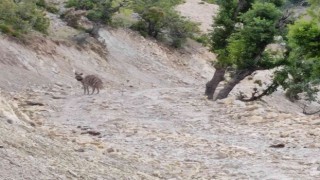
202,0,216,4
64,0,200,48
0,0,50,37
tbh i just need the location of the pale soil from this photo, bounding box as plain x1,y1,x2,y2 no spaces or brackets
176,0,219,33
0,2,320,180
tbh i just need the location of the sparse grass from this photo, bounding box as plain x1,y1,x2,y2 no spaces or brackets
254,80,263,87
0,23,21,37
46,5,59,14
193,34,210,46
202,0,216,4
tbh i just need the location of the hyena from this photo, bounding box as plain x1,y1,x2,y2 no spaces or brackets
75,72,103,94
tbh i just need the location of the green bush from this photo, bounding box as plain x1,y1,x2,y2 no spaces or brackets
0,23,20,37
194,34,210,46
130,21,148,37
87,10,103,22
65,0,118,24
33,12,50,33
0,0,49,36
202,0,216,4
78,0,95,10
131,2,200,48
111,13,136,28
46,5,59,14
36,0,46,8
132,13,200,48
65,0,78,8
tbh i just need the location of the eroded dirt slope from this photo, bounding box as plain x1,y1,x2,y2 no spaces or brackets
0,3,320,180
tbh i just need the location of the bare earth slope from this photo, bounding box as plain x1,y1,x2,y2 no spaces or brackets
0,3,320,180
176,0,219,33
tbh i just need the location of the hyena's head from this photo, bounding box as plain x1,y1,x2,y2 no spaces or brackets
75,72,84,82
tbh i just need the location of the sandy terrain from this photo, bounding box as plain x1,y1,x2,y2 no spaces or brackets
0,1,320,179
176,0,219,33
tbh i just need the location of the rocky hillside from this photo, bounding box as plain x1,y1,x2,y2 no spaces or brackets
1,0,320,179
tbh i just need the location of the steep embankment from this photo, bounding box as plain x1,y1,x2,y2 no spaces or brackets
176,0,219,33
1,1,320,179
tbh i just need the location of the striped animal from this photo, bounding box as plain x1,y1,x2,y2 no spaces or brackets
75,72,103,94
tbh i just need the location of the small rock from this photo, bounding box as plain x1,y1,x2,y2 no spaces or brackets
248,115,265,123
246,105,260,111
265,112,278,119
234,100,246,107
218,97,235,105
270,143,285,148
81,126,91,131
75,148,85,152
67,170,78,177
7,119,13,124
241,112,251,117
282,156,292,160
87,130,101,136
253,108,266,115
0,145,4,148
107,148,115,153
280,132,290,138
278,113,292,119
25,101,44,106
311,120,320,125
215,152,228,159
35,120,43,126
52,95,66,99
308,143,320,148
54,82,64,87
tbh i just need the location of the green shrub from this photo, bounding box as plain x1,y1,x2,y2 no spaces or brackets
131,21,148,37
202,0,216,4
194,34,209,46
0,23,21,37
87,10,103,22
78,0,95,10
0,0,49,36
36,0,46,8
66,0,105,11
46,5,59,14
65,0,119,24
33,12,50,33
131,1,200,48
66,0,79,8
111,13,136,28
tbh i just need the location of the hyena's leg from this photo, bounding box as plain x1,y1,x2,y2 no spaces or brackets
96,88,100,94
83,85,86,94
91,87,96,95
86,86,90,95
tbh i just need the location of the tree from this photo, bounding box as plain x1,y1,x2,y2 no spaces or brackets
140,6,165,38
130,0,199,47
206,0,289,100
273,0,320,102
205,0,255,99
